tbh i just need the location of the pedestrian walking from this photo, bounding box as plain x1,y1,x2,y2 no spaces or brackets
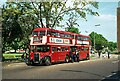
98,50,101,58
69,50,74,63
107,50,110,59
76,50,79,62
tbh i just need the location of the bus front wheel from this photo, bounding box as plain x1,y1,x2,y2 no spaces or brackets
26,59,35,66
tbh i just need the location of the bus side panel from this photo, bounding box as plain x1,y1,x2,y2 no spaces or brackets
79,51,84,60
58,51,68,61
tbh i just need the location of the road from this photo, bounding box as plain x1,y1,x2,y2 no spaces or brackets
2,54,120,80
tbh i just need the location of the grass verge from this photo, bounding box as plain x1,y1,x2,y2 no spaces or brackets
2,53,24,62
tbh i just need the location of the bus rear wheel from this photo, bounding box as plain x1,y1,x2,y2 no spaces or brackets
45,57,51,66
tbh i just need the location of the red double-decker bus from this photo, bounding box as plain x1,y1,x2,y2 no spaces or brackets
75,34,90,60
26,28,91,65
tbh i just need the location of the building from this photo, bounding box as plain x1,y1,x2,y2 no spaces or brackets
117,2,120,52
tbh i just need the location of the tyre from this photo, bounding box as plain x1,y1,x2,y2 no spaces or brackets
30,60,35,66
45,57,51,66
25,58,31,66
26,59,35,66
65,55,69,63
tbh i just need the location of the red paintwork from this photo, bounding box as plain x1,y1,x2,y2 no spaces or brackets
29,28,91,63
78,45,90,60
30,51,34,60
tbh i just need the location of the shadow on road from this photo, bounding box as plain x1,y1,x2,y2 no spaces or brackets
60,70,120,81
30,61,78,66
60,69,105,77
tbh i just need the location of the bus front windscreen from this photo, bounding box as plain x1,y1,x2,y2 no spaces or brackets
32,31,38,36
36,45,50,52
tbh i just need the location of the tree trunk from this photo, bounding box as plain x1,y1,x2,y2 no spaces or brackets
39,3,44,28
14,49,17,53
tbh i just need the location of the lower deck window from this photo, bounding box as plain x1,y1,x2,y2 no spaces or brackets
36,45,50,52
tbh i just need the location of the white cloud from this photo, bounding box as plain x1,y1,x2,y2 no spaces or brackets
94,14,116,21
94,0,119,2
66,0,73,7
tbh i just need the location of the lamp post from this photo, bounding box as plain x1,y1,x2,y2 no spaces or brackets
85,31,88,35
94,31,95,51
94,24,100,51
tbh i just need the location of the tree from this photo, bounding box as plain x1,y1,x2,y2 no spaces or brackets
89,32,108,51
65,12,80,34
66,27,80,34
30,0,99,28
2,1,99,52
108,42,117,51
2,2,38,52
2,3,23,52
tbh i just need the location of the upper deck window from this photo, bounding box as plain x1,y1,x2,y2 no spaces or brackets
47,31,51,36
71,35,74,39
39,31,45,36
32,31,38,36
47,30,60,37
51,32,60,37
63,34,71,38
83,37,89,41
60,34,64,38
77,36,82,40
60,33,73,39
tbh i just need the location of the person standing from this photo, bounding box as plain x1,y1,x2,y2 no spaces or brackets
69,50,74,63
107,50,110,59
98,50,101,58
76,50,79,62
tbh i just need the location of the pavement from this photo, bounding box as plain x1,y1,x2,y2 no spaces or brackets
90,53,119,60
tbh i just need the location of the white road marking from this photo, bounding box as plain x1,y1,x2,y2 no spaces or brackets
113,73,116,75
102,77,105,80
107,74,112,77
101,70,118,80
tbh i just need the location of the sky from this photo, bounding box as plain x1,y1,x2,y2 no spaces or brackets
78,2,118,42
58,1,118,42
0,0,119,42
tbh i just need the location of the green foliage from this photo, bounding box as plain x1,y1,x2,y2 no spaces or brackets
66,27,80,34
89,32,116,52
29,0,99,28
3,53,23,59
89,32,108,50
2,53,24,61
65,12,80,34
108,42,117,51
2,1,99,52
2,2,38,52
